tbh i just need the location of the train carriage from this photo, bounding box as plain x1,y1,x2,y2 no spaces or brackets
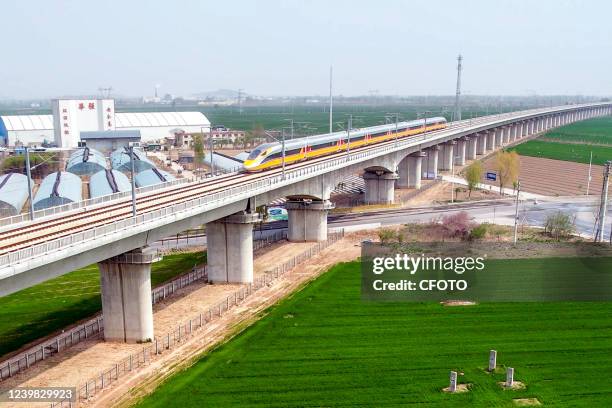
242,117,447,172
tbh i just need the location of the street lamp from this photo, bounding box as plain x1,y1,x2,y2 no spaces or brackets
128,143,137,217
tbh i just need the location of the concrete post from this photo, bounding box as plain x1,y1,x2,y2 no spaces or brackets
286,199,334,242
486,130,496,152
476,133,487,155
424,146,439,179
363,171,398,204
99,249,160,343
206,211,261,283
439,141,455,171
512,124,519,141
523,121,530,137
455,138,467,166
495,128,503,148
502,127,510,145
397,152,425,189
466,136,477,160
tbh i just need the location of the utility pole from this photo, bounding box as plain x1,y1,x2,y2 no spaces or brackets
281,127,286,179
24,146,35,221
209,127,215,175
594,161,611,242
586,150,593,195
454,54,463,122
129,145,137,217
346,114,352,160
329,65,333,134
513,180,521,244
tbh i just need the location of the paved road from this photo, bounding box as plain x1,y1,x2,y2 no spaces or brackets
151,196,610,250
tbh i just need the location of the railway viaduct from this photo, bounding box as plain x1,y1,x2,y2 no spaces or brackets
0,102,610,342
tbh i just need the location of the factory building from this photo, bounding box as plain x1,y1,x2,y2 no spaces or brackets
0,173,31,217
65,147,107,176
0,115,54,146
33,171,82,210
0,99,210,147
135,168,175,187
89,169,132,198
80,130,141,154
111,147,155,173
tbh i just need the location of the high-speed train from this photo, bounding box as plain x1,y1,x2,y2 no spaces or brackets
242,117,447,172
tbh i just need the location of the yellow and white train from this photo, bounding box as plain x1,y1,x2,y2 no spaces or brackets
242,117,447,172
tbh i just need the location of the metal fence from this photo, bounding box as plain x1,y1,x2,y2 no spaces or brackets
1,105,608,269
0,233,287,381
50,230,344,407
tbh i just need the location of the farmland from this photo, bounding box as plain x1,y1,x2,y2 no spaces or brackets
0,252,205,358
510,139,612,165
136,259,612,407
539,117,612,145
510,117,612,165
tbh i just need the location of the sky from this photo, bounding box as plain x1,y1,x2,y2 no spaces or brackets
2,0,612,99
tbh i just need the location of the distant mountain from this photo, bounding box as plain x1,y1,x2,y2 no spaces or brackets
191,89,241,99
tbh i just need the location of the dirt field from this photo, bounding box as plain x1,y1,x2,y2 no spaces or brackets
481,155,604,196
0,234,369,408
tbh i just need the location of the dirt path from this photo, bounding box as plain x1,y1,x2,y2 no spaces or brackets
0,234,366,408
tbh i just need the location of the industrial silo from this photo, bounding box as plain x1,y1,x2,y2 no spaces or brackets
66,147,107,176
110,147,155,173
33,171,82,210
0,173,31,217
135,167,175,188
89,169,132,198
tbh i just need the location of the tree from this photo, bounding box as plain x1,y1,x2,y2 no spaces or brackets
495,151,520,195
193,133,205,171
463,160,484,198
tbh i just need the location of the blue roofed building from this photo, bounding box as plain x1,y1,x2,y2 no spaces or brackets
135,168,175,187
89,169,132,198
0,173,31,216
33,172,82,210
66,147,107,176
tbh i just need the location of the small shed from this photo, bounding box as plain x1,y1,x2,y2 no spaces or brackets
66,147,107,176
110,147,155,173
89,169,132,198
135,168,175,188
80,130,141,153
0,173,31,217
33,171,82,210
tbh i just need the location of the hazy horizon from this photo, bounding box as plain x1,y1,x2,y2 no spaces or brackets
3,0,611,99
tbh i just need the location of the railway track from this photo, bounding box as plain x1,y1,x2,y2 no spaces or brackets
0,116,507,256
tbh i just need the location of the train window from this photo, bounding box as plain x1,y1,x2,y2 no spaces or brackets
247,148,264,160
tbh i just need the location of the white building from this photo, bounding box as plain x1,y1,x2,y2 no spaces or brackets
0,100,210,147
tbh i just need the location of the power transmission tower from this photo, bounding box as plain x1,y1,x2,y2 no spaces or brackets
98,86,113,98
594,161,611,242
329,65,333,134
454,54,463,122
237,89,244,115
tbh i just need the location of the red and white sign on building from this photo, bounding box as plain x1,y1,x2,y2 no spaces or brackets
52,99,115,148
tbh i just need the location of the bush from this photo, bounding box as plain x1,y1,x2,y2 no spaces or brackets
378,229,396,244
441,211,474,240
544,211,575,239
468,224,487,240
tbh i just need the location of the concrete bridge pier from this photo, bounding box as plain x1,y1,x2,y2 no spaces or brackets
466,136,477,160
455,138,467,166
423,146,439,179
99,248,159,343
286,199,334,242
397,152,424,189
363,171,398,204
206,211,261,283
439,141,455,171
486,130,496,151
476,133,487,155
